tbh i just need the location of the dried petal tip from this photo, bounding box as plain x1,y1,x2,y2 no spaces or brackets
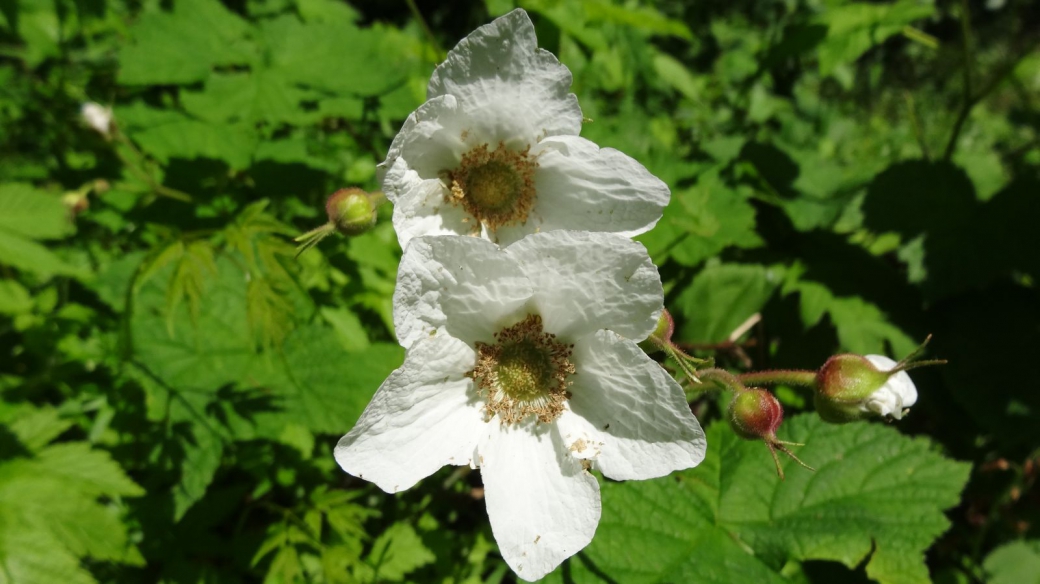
326,188,377,236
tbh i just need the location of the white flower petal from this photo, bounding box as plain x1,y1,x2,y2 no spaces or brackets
497,135,669,245
381,94,468,187
505,231,663,341
394,236,533,348
427,9,582,144
383,157,473,250
335,334,484,493
863,355,918,419
556,330,705,480
478,420,600,582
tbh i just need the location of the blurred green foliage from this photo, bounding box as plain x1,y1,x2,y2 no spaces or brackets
0,0,1037,582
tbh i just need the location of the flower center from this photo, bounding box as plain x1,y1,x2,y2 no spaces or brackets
470,314,574,424
448,143,538,232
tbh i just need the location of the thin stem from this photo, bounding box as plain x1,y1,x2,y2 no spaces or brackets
405,0,442,55
696,368,745,393
942,0,974,161
904,91,930,160
737,369,817,388
901,25,940,50
941,8,1040,160
113,129,193,202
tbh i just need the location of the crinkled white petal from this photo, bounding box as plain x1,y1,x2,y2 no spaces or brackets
556,330,705,480
493,136,670,246
505,231,663,341
335,335,484,493
863,355,918,420
478,420,600,582
381,94,469,188
383,157,473,250
427,8,581,143
394,235,533,348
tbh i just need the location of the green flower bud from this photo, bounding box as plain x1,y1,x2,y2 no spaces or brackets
814,354,917,423
326,188,377,236
639,308,674,354
729,389,783,441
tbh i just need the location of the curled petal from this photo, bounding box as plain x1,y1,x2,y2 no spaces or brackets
557,330,706,480
335,335,484,493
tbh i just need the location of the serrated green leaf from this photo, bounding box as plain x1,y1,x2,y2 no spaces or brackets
984,540,1040,584
127,111,258,170
0,403,71,452
361,522,435,582
262,325,402,434
557,415,969,584
0,183,72,240
0,442,144,581
270,20,416,97
180,70,314,126
676,263,782,343
640,169,762,267
816,1,935,75
172,427,224,521
118,0,254,85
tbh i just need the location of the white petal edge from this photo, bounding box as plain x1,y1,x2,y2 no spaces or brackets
393,235,533,349
505,231,663,341
478,420,600,582
380,94,469,188
383,157,473,250
335,334,484,493
494,135,670,246
863,354,918,420
427,8,581,141
556,330,706,480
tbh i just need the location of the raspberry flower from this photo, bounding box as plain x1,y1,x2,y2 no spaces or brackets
380,9,669,249
335,231,705,581
815,354,924,422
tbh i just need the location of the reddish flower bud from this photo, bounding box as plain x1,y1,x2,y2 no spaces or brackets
728,389,783,441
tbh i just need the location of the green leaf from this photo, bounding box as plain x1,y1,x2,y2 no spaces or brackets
556,415,970,584
172,427,224,521
0,279,32,315
0,183,71,240
361,522,436,582
676,263,781,343
180,70,314,126
127,110,257,171
270,20,417,97
0,442,145,583
117,0,254,85
640,169,762,267
816,1,936,75
0,229,86,279
984,540,1040,584
130,256,256,392
262,325,403,434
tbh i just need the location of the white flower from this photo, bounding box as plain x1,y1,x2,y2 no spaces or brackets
81,102,114,138
380,9,669,249
863,355,918,420
335,231,705,581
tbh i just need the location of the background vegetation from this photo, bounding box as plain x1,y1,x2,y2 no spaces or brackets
0,0,1037,582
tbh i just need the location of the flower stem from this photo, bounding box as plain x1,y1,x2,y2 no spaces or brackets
737,369,817,388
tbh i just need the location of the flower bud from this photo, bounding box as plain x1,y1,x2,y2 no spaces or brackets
81,102,114,139
814,354,918,423
640,309,674,354
326,188,377,236
728,389,783,441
